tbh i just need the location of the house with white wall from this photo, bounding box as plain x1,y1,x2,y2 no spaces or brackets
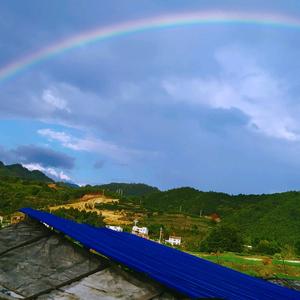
165,236,181,246
132,225,148,237
106,225,123,232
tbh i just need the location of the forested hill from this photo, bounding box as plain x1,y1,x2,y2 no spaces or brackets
96,182,160,196
1,165,300,246
0,174,158,215
0,161,53,183
139,187,300,244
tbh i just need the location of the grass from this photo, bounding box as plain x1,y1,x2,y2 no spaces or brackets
141,213,212,249
189,252,300,280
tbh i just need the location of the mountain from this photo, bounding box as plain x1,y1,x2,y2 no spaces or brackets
0,162,53,183
96,182,160,196
57,182,80,189
140,187,300,245
0,161,299,247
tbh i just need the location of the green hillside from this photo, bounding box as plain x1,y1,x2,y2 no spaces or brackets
95,182,159,196
139,188,300,245
1,165,300,251
0,161,53,183
0,177,75,215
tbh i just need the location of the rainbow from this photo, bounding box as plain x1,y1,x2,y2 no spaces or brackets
1,11,300,84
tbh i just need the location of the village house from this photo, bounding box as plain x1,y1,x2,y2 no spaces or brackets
165,236,181,246
106,225,123,232
131,219,148,238
132,225,149,238
210,213,221,223
204,213,221,223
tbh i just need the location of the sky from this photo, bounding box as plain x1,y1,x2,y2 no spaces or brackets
1,0,300,194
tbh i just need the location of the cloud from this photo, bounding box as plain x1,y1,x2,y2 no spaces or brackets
42,88,70,112
162,45,299,141
0,144,73,182
13,144,75,169
38,128,142,162
23,163,71,181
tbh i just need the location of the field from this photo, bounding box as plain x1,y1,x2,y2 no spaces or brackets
141,212,212,249
49,194,132,225
190,252,300,280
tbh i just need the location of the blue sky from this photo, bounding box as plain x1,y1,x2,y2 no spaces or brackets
1,1,300,193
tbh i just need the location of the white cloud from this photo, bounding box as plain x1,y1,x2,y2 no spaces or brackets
162,45,299,141
22,163,71,181
38,128,72,144
38,128,141,162
42,88,70,112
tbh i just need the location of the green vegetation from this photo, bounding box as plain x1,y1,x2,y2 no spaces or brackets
138,187,300,250
0,177,74,215
1,163,300,260
96,182,159,196
190,252,300,280
1,165,300,280
141,212,213,251
0,176,126,215
0,161,53,182
51,207,105,227
200,224,244,253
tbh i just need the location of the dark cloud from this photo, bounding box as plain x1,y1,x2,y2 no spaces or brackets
13,145,75,169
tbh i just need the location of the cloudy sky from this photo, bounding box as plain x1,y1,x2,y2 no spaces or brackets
1,0,300,193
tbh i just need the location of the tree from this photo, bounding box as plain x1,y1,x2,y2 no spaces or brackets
52,208,105,227
295,240,300,256
200,224,243,253
254,240,280,255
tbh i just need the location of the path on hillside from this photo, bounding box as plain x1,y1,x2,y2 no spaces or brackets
49,194,132,225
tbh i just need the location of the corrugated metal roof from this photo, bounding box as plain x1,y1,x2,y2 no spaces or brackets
20,208,300,300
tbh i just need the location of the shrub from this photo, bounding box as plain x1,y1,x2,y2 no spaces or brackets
200,224,243,253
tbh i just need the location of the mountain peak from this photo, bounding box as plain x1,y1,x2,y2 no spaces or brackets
0,162,54,183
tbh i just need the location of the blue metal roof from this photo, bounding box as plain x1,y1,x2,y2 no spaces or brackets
20,208,300,299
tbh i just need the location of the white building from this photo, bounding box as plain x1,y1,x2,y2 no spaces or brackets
165,236,181,246
106,225,123,232
132,225,148,236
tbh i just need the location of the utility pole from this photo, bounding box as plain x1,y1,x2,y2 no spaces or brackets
199,210,203,217
159,227,163,244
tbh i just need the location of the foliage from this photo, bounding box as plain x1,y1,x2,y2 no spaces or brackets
51,207,105,227
0,177,74,215
295,241,300,256
96,182,159,197
192,252,300,280
1,163,300,255
0,177,150,215
200,224,244,253
139,188,300,247
253,240,280,255
0,161,53,183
